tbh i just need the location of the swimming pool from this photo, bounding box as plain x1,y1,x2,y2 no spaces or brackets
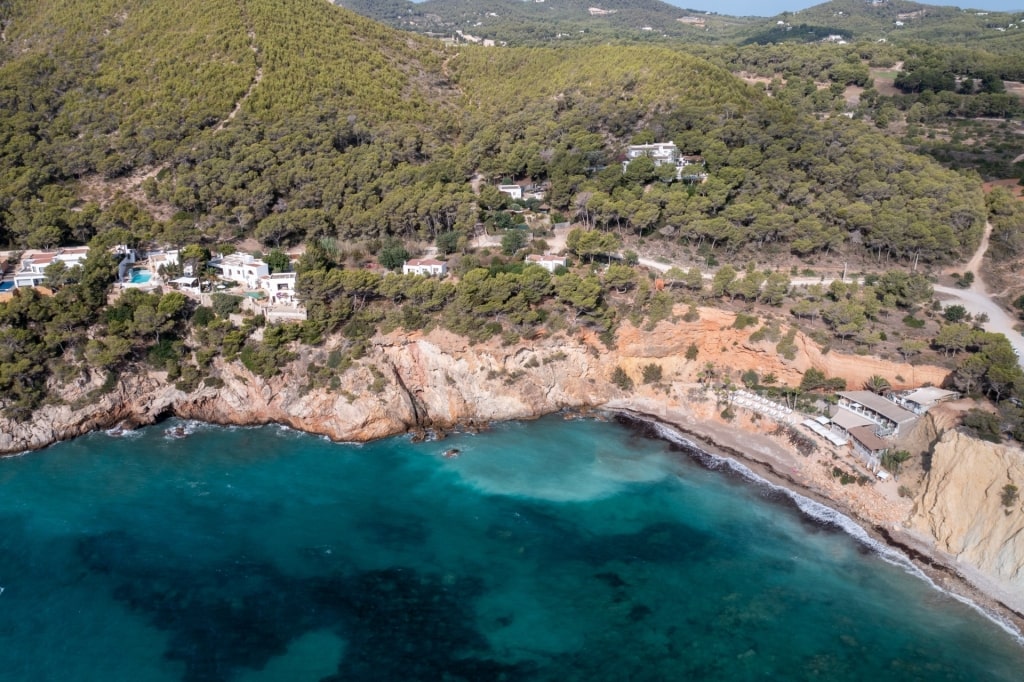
129,269,152,284
0,281,13,292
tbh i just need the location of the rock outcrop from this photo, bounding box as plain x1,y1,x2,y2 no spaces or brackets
911,430,1024,587
0,308,951,455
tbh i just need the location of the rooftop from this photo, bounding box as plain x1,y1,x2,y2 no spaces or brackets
218,253,267,267
901,387,958,405
829,408,875,431
837,391,917,424
849,425,889,453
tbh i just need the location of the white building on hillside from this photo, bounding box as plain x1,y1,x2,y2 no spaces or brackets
525,254,567,272
402,258,448,277
498,184,523,200
259,272,298,301
13,247,90,288
622,143,707,181
212,253,269,289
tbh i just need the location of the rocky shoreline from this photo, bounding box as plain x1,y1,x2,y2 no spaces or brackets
1,317,1022,644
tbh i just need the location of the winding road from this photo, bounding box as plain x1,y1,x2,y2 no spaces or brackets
933,221,1024,360
633,220,1023,364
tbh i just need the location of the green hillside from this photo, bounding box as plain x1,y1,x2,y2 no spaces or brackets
335,0,757,44
0,0,985,262
0,0,1014,423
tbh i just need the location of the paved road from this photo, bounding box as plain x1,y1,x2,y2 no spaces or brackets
933,285,1024,359
932,221,1024,360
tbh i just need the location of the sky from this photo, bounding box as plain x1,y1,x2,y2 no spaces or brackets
662,1,1024,16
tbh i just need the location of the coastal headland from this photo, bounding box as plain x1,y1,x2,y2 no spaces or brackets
2,306,1023,636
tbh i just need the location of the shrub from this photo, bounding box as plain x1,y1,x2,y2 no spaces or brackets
832,466,857,485
776,328,798,360
881,449,911,475
611,366,634,391
369,365,387,394
191,306,216,327
902,314,925,329
211,293,242,318
962,409,1002,443
1001,484,1019,508
733,312,758,330
641,363,663,384
749,322,781,344
943,305,968,323
685,343,699,361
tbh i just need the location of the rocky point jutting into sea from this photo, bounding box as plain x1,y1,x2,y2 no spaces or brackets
2,306,1023,632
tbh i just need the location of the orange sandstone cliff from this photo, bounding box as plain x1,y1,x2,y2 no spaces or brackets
0,307,947,454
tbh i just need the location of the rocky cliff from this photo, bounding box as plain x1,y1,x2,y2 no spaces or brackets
0,307,948,455
12,307,1024,608
911,429,1024,588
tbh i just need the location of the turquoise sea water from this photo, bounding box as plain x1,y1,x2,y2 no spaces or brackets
1,415,1023,681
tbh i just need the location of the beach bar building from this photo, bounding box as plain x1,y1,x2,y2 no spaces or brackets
834,391,918,438
891,387,959,415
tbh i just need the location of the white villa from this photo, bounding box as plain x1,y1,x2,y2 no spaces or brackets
211,253,269,289
525,254,567,272
259,272,298,301
498,184,523,200
148,249,180,274
13,247,91,288
622,142,707,182
402,258,448,277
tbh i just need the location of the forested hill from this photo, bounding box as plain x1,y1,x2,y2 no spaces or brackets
334,0,757,43
336,0,1024,49
742,0,1023,48
0,0,984,263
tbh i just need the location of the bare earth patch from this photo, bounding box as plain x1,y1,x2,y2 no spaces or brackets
1005,80,1024,103
983,179,1024,200
869,62,903,97
77,167,175,221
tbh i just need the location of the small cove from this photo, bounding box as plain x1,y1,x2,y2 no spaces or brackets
1,416,1022,681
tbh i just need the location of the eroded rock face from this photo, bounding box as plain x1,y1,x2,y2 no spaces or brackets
911,430,1024,587
0,310,948,455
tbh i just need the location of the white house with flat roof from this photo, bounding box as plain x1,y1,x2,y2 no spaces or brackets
259,272,298,301
212,253,269,289
525,254,567,272
498,184,523,201
623,143,708,182
624,142,679,167
403,258,448,277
